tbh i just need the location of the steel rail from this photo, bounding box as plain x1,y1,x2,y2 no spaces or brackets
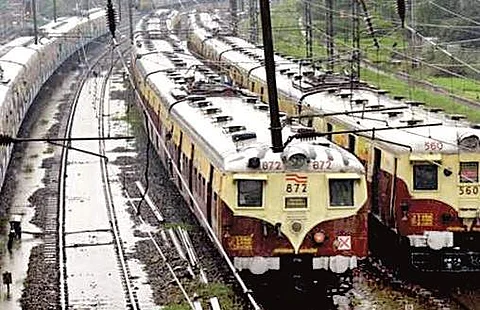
97,50,139,310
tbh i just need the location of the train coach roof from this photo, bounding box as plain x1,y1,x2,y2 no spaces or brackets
192,13,480,154
135,20,364,174
40,8,105,35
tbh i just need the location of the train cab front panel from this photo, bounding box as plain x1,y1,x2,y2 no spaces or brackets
372,135,480,272
218,148,368,274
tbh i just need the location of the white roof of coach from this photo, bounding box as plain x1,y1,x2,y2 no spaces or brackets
134,29,364,174
192,13,480,155
41,9,105,35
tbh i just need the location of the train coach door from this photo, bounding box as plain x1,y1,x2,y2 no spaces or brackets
206,165,214,226
372,148,382,215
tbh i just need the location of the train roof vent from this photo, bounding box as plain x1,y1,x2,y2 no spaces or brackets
279,68,289,75
292,58,300,63
383,111,403,118
187,95,206,102
285,56,294,60
197,66,210,73
393,95,405,101
173,61,186,68
337,91,352,99
286,72,295,78
367,104,385,109
170,88,187,99
213,115,233,123
354,98,368,104
427,107,444,113
405,100,425,107
377,89,390,95
293,74,302,81
243,97,259,104
203,107,222,115
449,114,467,121
224,125,247,133
232,132,257,142
194,100,212,108
470,124,480,129
400,118,424,125
326,88,338,94
254,103,270,111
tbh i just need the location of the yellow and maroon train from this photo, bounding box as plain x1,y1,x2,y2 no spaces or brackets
131,10,369,283
187,11,480,273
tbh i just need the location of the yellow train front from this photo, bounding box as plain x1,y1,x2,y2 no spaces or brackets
132,11,368,283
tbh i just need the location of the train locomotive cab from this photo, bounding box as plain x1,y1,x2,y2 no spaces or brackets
369,130,480,274
222,136,368,277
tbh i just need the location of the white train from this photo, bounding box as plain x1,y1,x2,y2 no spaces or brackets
0,9,107,186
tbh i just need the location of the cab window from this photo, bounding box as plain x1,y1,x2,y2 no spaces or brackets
237,180,263,207
413,164,438,190
329,179,354,206
460,162,478,183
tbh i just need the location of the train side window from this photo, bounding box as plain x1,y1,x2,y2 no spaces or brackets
260,87,264,95
460,162,478,183
326,123,333,141
251,81,255,91
348,134,356,153
237,180,263,207
329,179,354,206
413,164,438,190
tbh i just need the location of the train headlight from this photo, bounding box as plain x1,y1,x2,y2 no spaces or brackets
290,221,303,233
281,145,314,169
286,153,308,169
313,232,326,244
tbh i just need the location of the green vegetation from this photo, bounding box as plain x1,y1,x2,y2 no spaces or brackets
267,0,480,122
162,282,244,310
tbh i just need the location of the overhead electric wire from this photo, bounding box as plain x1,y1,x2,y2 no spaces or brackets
427,0,480,26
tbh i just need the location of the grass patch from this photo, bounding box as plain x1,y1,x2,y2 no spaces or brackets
162,282,244,310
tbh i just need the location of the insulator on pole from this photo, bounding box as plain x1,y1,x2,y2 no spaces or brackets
106,0,117,39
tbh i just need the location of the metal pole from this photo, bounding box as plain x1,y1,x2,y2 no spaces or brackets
117,0,122,21
259,0,283,152
304,0,312,59
249,0,258,44
53,0,57,22
32,0,38,44
127,0,133,43
326,0,334,71
230,0,237,36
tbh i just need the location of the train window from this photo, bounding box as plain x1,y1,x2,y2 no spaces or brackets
413,164,438,190
329,179,354,206
251,82,255,91
348,135,356,153
237,180,263,207
327,123,333,141
460,162,478,183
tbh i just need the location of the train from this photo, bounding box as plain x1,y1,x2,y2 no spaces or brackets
0,9,107,188
131,9,369,287
187,11,480,273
